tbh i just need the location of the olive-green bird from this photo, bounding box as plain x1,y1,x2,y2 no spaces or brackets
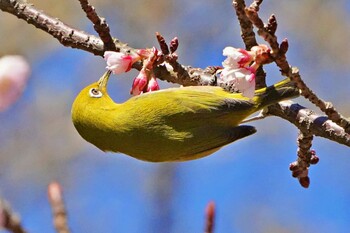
72,71,299,162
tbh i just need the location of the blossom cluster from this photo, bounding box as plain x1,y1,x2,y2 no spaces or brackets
104,48,159,96
104,44,269,98
219,45,269,98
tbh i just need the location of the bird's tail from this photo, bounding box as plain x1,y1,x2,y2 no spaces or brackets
253,78,300,109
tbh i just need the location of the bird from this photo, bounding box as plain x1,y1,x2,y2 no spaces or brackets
71,70,299,162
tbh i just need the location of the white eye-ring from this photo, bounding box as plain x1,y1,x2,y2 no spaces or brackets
89,88,102,98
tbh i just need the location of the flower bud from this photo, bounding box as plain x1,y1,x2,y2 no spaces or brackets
130,69,148,96
146,76,160,92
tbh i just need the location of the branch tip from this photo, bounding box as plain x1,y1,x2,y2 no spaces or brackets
298,176,310,188
204,201,215,233
279,39,289,55
267,14,277,35
48,181,71,233
249,0,263,11
78,0,117,51
0,198,27,233
169,37,179,53
155,32,170,55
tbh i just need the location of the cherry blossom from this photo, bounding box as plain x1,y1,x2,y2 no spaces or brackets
0,55,30,112
222,46,254,69
220,66,256,99
104,48,162,96
104,51,140,74
220,45,270,98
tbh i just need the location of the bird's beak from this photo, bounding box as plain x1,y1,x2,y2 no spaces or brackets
98,70,112,90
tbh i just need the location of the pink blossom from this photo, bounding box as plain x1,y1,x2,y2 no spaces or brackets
104,51,140,74
222,47,254,69
0,55,30,112
220,46,260,98
220,67,256,99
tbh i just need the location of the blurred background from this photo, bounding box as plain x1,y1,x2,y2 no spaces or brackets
1,0,350,232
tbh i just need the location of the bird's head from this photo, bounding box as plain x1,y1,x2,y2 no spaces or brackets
71,70,118,150
77,70,113,102
72,70,115,118
88,69,112,99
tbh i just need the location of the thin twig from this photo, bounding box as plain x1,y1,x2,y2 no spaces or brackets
232,0,258,50
0,198,27,233
156,32,170,55
204,201,215,233
48,182,71,233
77,0,117,51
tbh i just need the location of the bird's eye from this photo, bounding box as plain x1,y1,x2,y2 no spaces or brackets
89,88,102,98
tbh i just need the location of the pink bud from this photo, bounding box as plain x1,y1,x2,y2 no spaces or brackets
130,70,148,96
146,76,160,92
130,48,160,96
0,55,30,112
104,51,139,74
48,182,63,203
250,44,271,64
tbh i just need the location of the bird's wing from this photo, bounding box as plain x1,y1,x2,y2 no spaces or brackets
174,125,257,161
